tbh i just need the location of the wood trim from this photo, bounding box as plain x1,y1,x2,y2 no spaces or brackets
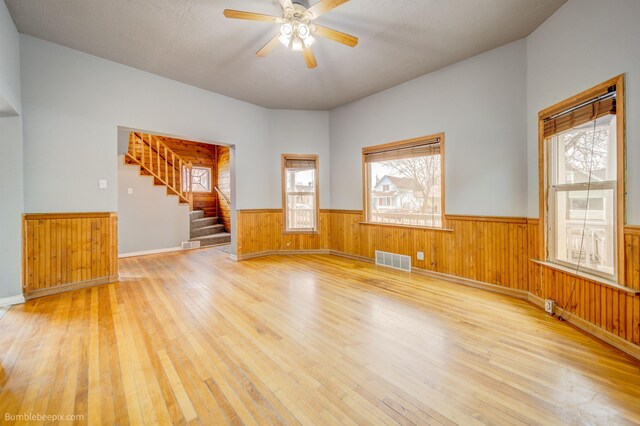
445,215,527,224
527,218,540,224
358,221,454,232
624,225,640,236
24,275,119,300
616,75,626,285
537,75,625,283
527,293,640,361
237,208,282,213
236,249,331,261
23,212,116,220
323,209,363,214
281,154,320,233
361,132,446,228
538,74,623,119
361,133,442,155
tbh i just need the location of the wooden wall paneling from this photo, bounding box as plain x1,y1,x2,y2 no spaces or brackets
22,212,119,299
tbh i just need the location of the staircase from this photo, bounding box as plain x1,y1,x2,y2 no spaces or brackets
125,132,231,248
125,132,193,208
189,210,231,246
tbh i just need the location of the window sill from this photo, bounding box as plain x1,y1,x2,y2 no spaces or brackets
358,222,454,232
283,230,320,235
530,259,640,295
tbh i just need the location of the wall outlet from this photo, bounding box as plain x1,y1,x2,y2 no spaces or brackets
127,187,133,195
416,251,425,261
544,299,556,315
99,179,107,189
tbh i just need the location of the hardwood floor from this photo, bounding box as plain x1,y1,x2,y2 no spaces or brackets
1,249,639,425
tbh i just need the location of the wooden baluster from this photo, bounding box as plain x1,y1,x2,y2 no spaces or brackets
164,147,168,186
188,163,193,210
179,159,183,197
148,134,153,174
172,153,176,191
156,138,161,179
140,135,145,169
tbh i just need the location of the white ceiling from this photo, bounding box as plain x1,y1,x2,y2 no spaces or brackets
6,0,565,110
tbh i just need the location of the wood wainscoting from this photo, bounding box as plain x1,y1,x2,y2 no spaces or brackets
22,212,119,299
237,209,330,257
236,209,640,357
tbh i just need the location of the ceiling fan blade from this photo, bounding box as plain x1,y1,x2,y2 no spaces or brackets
223,9,279,22
313,25,358,47
307,0,349,20
256,34,281,57
278,0,294,10
303,47,317,69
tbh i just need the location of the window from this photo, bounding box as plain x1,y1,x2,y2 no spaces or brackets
363,134,444,228
542,79,622,281
282,154,318,232
182,165,212,193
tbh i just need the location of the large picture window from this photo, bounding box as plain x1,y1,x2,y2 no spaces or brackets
541,76,624,282
282,154,319,232
363,134,444,228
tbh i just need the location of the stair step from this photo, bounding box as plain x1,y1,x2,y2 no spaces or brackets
190,233,231,247
190,224,225,238
190,217,218,229
190,210,205,220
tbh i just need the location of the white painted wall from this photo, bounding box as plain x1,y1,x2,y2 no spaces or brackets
0,116,23,299
19,35,270,213
0,0,20,115
526,0,640,224
267,109,330,208
329,40,527,216
117,155,190,255
0,0,23,301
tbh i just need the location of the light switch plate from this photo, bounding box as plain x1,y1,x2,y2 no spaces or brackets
99,179,107,189
127,187,133,195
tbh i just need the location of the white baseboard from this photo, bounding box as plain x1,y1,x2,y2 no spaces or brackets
119,246,182,258
0,294,26,307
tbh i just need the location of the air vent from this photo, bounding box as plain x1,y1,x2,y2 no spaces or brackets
375,250,411,272
181,241,201,250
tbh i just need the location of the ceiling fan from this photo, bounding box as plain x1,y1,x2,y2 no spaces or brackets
223,0,358,69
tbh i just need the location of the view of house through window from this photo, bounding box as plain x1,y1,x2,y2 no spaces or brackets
364,136,443,227
182,165,212,192
282,155,318,232
547,114,617,278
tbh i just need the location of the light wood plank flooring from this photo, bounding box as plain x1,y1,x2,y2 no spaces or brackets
1,249,639,425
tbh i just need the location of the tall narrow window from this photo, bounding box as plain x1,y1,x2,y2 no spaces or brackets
363,134,444,228
543,86,620,280
282,154,319,232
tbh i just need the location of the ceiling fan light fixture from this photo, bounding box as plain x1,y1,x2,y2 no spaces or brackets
280,22,293,37
303,35,315,48
291,37,304,52
297,23,310,39
278,34,291,48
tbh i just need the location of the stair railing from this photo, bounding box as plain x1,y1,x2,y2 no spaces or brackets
214,186,230,206
126,132,193,210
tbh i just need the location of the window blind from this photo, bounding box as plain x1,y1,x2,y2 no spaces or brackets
364,138,440,163
284,158,316,169
543,95,616,138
